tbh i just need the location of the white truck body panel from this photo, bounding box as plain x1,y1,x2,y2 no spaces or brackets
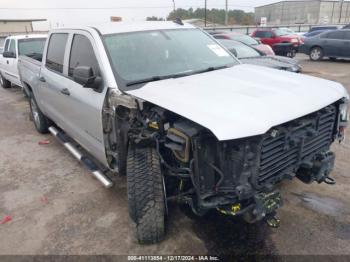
127,64,349,140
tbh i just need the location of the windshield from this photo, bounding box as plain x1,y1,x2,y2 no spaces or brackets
232,35,259,45
104,29,238,88
274,29,289,36
221,41,261,58
279,28,294,35
18,38,46,56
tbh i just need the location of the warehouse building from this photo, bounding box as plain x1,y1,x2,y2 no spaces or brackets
0,19,47,48
255,0,350,25
0,19,46,35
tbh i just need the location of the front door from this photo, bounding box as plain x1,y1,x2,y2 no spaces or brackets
55,32,107,165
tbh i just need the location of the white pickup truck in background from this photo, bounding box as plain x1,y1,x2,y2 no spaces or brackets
0,34,46,91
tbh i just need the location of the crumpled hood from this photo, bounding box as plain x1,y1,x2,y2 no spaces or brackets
126,64,348,141
241,56,301,71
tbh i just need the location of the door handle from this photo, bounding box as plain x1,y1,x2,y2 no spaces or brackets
60,88,70,96
39,76,46,82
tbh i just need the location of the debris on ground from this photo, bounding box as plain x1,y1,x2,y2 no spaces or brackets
38,140,50,145
40,196,49,204
0,215,12,225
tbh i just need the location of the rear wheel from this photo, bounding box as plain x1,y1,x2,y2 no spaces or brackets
29,94,50,134
127,146,166,244
310,47,323,61
0,74,11,89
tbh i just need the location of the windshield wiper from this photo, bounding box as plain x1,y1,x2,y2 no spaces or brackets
126,71,194,87
126,65,231,87
193,65,230,75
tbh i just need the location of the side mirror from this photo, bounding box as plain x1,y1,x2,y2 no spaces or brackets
3,51,16,58
73,66,101,89
229,48,238,57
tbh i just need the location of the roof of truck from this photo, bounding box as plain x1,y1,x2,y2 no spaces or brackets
90,21,196,35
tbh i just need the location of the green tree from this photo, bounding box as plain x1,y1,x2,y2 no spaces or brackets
167,8,254,25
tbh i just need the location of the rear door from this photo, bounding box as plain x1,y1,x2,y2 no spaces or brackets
341,31,350,57
321,30,344,57
53,31,107,164
37,33,70,126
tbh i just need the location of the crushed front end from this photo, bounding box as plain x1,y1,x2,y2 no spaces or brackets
158,100,348,224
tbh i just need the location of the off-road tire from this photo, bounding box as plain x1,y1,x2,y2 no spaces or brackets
0,74,11,89
127,146,165,244
310,47,324,61
29,94,50,134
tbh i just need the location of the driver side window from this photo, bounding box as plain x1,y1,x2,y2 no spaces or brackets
69,34,100,81
9,39,16,55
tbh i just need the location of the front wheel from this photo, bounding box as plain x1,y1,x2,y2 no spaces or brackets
310,47,323,61
29,94,50,134
0,74,11,89
127,146,166,244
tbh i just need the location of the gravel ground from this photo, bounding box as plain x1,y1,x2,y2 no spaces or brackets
0,54,349,258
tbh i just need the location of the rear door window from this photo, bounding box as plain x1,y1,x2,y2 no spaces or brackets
68,34,100,79
325,31,344,40
46,33,68,73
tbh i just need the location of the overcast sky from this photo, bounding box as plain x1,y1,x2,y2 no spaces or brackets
0,0,277,30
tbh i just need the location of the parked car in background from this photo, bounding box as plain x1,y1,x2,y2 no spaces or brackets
212,32,275,55
251,28,301,57
278,27,305,36
0,34,46,89
299,29,350,61
303,30,331,38
18,22,349,244
219,39,301,72
308,25,338,33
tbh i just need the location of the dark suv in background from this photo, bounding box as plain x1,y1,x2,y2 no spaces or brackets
299,29,350,61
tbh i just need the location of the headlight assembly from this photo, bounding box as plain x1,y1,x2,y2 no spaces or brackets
340,102,349,122
338,100,349,142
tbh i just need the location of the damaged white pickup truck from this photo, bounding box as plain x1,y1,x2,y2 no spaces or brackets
18,22,349,244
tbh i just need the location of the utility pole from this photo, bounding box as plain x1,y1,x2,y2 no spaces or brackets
172,0,176,13
204,0,207,27
225,0,228,25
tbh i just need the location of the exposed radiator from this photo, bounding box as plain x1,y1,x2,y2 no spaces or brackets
258,104,337,185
